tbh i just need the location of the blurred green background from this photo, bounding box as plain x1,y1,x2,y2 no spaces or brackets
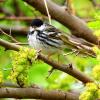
0,0,100,92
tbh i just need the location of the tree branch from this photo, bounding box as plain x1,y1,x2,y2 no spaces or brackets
0,88,79,100
0,82,79,100
0,39,20,51
0,39,93,83
0,28,20,43
0,16,34,21
38,54,93,83
24,0,98,45
0,26,27,35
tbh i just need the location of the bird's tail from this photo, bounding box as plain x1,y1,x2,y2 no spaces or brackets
59,34,96,58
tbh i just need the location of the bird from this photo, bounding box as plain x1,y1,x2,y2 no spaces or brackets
27,18,95,58
28,18,66,56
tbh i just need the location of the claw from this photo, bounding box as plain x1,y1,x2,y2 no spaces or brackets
34,49,42,60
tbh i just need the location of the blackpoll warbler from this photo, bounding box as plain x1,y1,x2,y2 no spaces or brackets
28,19,65,55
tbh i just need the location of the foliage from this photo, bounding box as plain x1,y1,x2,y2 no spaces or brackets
8,47,36,87
79,11,100,100
79,46,100,100
0,0,100,99
92,46,100,81
79,82,100,100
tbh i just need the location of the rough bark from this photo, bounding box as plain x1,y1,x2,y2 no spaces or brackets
0,88,79,100
24,0,98,44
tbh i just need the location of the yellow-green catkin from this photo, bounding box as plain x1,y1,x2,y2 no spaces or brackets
79,82,100,100
92,46,100,81
0,70,3,85
94,30,100,37
8,47,36,87
80,46,100,100
92,65,100,81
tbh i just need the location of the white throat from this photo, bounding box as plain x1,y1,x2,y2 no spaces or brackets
37,24,45,31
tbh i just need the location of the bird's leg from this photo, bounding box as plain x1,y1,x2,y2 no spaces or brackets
46,53,57,78
47,52,55,59
47,53,61,64
57,54,62,64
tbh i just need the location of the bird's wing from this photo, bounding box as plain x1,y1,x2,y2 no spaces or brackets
59,34,96,57
43,24,62,40
43,23,96,57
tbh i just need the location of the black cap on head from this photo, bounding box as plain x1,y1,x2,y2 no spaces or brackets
31,19,43,27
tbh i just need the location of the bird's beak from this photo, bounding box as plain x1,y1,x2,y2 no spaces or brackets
28,31,31,35
28,26,35,36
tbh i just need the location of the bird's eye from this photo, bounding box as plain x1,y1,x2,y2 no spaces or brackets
30,31,34,34
28,31,34,35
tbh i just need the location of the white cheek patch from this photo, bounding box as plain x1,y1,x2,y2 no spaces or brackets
30,27,34,32
37,24,45,31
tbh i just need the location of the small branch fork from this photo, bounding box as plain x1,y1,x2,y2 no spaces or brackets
0,28,19,43
0,25,28,35
0,28,28,45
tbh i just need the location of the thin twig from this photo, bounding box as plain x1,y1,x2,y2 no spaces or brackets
43,0,52,25
13,43,28,45
0,16,38,21
0,28,20,43
0,26,27,35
